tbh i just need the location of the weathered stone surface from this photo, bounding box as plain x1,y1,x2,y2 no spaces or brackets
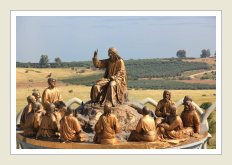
75,102,143,142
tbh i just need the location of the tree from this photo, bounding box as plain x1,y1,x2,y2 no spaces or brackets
39,55,49,66
176,50,186,58
200,49,211,58
214,51,216,57
54,57,62,66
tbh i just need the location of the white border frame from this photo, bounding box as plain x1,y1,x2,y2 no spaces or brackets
11,11,221,154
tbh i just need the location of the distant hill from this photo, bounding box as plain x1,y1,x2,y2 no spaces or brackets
17,58,212,78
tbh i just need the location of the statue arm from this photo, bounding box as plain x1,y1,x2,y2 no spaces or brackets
95,117,102,134
115,118,120,133
74,118,81,134
136,119,142,133
92,58,108,68
194,112,200,134
52,115,60,131
155,102,163,117
163,118,180,131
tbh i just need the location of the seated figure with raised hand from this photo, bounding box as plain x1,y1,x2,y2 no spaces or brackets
24,102,44,136
90,47,128,107
20,95,36,130
157,104,184,139
36,103,60,139
42,78,67,117
128,106,156,142
94,102,120,144
181,96,200,135
60,106,88,143
155,90,175,125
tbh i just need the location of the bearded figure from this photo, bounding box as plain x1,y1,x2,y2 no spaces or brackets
90,47,128,107
155,90,175,125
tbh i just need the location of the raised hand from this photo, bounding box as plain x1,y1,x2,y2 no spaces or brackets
93,49,98,58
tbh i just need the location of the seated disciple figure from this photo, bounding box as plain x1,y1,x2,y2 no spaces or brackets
155,90,175,125
90,47,128,107
181,96,200,135
157,104,184,139
94,102,120,144
42,78,67,117
128,106,156,142
32,92,42,103
60,106,88,143
36,104,60,139
24,102,44,136
20,95,36,130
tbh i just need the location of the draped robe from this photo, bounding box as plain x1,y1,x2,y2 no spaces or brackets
181,109,200,134
42,87,63,109
60,116,88,142
90,58,127,105
36,113,60,139
94,114,120,144
157,115,184,139
128,115,156,142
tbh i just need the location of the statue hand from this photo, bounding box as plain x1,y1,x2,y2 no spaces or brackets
93,49,98,58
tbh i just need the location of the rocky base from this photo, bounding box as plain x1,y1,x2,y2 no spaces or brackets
75,102,144,142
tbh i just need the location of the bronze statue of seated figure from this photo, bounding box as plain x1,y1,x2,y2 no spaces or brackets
128,106,156,142
181,96,200,135
60,106,88,143
157,104,184,140
36,103,60,139
94,102,120,144
90,47,128,107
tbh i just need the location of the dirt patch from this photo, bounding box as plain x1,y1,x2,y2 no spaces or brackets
175,80,216,85
183,57,216,65
16,82,69,88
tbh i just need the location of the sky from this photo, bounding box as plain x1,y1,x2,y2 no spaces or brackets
16,16,216,63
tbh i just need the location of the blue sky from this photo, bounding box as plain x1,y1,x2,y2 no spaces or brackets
16,16,216,63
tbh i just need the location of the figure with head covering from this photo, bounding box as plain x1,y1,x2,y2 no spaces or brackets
24,102,44,136
60,106,88,143
90,47,128,107
155,90,175,125
94,102,120,144
157,104,184,139
20,95,36,130
128,106,156,142
181,96,200,135
42,78,67,118
36,103,60,139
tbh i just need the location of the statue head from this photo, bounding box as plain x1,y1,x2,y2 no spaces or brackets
142,106,150,116
185,101,195,112
27,95,36,104
32,92,41,101
163,90,171,102
66,106,74,116
108,47,121,62
183,95,192,106
169,104,177,116
104,102,112,116
32,101,41,112
47,103,56,113
48,78,56,88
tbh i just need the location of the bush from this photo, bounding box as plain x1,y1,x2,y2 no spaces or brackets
200,102,212,110
68,90,73,93
28,79,33,82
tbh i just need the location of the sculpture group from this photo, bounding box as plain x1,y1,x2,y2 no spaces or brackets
19,47,201,145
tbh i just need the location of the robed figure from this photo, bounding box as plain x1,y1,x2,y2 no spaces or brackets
90,47,128,106
94,103,120,144
128,106,156,142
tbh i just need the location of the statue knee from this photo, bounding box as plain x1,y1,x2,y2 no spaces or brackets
109,81,116,87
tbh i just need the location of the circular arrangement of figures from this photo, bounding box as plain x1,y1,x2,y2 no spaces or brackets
16,47,215,149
